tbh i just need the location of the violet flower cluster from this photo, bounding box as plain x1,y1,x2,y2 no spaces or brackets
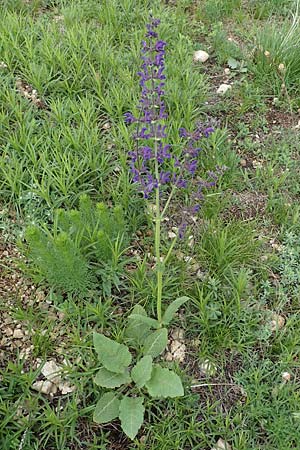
125,17,216,231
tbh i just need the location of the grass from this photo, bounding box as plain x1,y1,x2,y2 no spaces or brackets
0,0,300,449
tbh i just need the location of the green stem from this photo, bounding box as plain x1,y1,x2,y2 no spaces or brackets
161,185,176,219
164,234,178,266
154,140,163,324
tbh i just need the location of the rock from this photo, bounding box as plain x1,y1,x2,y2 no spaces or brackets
166,328,186,362
171,328,184,341
211,438,232,450
224,68,231,75
217,84,232,95
13,329,24,339
58,381,76,395
169,340,186,363
294,120,300,129
281,371,291,382
32,380,57,395
270,313,285,331
39,360,76,394
193,50,209,63
41,360,62,384
168,231,177,239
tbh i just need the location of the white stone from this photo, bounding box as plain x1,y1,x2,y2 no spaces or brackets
13,329,24,339
41,360,62,384
32,380,57,395
193,50,209,63
58,381,76,395
270,313,285,331
281,371,291,382
217,84,232,95
168,231,177,239
170,340,186,363
211,438,232,450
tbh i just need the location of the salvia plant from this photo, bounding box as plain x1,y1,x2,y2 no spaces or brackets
125,16,218,324
92,17,220,440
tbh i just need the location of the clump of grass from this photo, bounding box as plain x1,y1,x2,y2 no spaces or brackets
195,0,242,23
196,220,261,278
252,1,300,99
248,0,294,20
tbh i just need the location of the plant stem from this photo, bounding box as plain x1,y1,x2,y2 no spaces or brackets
155,186,163,324
161,185,176,219
154,139,163,324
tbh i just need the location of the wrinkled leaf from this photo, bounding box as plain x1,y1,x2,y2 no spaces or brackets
94,368,131,388
131,356,153,388
227,57,239,69
125,320,151,345
146,366,184,398
162,296,189,325
143,328,168,357
119,396,145,440
93,392,120,424
130,304,147,316
93,333,132,374
128,314,160,329
125,306,151,345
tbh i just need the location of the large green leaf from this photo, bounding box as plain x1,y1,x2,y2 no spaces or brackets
143,328,168,358
128,314,160,329
94,368,131,388
119,396,145,440
125,305,152,345
131,356,153,388
162,296,189,325
93,392,120,424
130,304,147,316
145,366,184,398
93,332,132,374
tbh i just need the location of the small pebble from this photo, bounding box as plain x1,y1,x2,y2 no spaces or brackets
281,371,291,382
193,50,209,63
13,329,24,339
217,83,232,95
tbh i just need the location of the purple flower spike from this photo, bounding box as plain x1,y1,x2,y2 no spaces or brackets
124,17,219,234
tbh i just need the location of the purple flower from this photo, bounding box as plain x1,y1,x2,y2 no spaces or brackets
178,222,187,239
155,40,167,52
124,112,137,124
179,127,188,138
141,146,152,160
125,17,219,225
204,126,214,137
159,171,171,184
